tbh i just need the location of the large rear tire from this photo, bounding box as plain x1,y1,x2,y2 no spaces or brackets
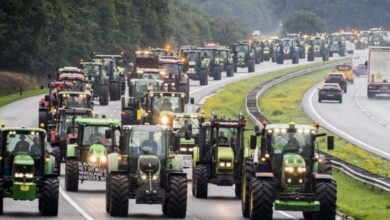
312,180,337,220
65,159,79,192
40,178,59,216
106,175,111,213
99,86,109,105
199,70,208,86
213,66,221,80
52,146,61,176
241,159,255,217
249,178,273,220
226,65,234,77
248,59,255,73
194,165,208,198
109,174,129,216
166,176,187,218
110,81,120,101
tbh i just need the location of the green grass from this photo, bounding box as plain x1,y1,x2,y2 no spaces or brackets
0,89,48,108
334,171,390,220
259,70,390,178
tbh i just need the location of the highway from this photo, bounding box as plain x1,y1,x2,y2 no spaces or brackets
1,58,326,219
303,75,390,160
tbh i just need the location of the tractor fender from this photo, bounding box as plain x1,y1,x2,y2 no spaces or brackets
44,155,56,175
108,153,121,173
255,172,274,179
312,173,333,181
66,144,78,158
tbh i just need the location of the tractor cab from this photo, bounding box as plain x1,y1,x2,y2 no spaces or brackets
192,113,246,198
57,91,92,110
232,41,255,72
159,59,189,101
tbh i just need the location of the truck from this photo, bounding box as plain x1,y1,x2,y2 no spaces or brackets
367,46,390,97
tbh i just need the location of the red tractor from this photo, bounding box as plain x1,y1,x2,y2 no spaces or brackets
159,58,190,103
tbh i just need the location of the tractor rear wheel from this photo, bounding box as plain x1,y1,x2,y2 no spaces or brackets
65,159,79,192
241,159,255,217
194,165,208,198
106,175,111,213
312,180,337,220
109,174,129,216
213,66,221,80
52,146,61,176
99,86,109,105
248,59,255,73
199,70,208,86
250,178,273,220
226,65,234,77
165,176,187,218
110,81,120,101
40,178,59,216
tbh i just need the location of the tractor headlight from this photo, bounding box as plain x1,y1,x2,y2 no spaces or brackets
226,162,232,167
14,172,24,178
180,147,187,152
39,122,45,128
25,173,34,179
297,167,306,173
161,116,169,125
141,174,147,180
100,155,107,163
89,155,97,163
219,162,226,167
285,167,294,173
152,174,158,180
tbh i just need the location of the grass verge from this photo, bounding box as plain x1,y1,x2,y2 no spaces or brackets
0,89,48,108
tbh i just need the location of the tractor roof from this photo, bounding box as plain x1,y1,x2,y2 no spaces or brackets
173,113,201,119
75,118,120,126
94,54,122,58
1,127,46,133
150,91,186,97
80,61,102,66
59,67,83,73
137,68,162,73
159,59,180,64
59,73,85,81
266,123,316,131
130,78,163,84
123,124,170,132
59,108,92,114
58,91,89,95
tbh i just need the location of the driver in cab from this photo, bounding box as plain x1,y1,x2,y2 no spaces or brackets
283,133,300,153
160,98,173,112
140,132,158,154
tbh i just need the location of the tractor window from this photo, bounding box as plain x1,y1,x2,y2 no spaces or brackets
219,51,228,59
283,40,291,48
134,82,160,98
128,130,166,158
61,95,89,109
161,64,179,75
271,132,311,157
313,39,322,46
82,126,112,147
200,49,214,59
83,65,99,76
214,127,235,146
235,45,248,53
187,52,198,62
152,96,182,113
4,132,43,158
172,117,199,136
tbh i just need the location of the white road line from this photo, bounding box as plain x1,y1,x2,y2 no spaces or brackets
60,186,94,220
308,88,390,159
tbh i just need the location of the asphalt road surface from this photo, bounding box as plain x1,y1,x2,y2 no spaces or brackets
303,75,390,160
1,57,330,219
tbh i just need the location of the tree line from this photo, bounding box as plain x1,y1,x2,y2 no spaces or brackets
0,0,245,75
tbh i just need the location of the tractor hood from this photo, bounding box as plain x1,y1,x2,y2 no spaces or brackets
88,143,108,164
137,155,161,184
180,138,195,145
282,153,306,191
188,61,196,66
14,154,34,166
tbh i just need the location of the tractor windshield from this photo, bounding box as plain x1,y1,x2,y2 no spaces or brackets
313,39,322,46
283,40,291,48
172,117,199,136
82,126,113,147
219,50,228,59
152,96,183,113
235,45,248,53
83,65,100,77
200,49,214,59
133,81,161,99
161,63,179,75
60,114,88,135
270,131,312,157
187,52,198,62
60,94,89,109
128,130,166,158
213,127,238,147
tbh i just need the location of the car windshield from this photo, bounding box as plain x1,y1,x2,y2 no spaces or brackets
82,125,113,146
161,63,179,75
271,131,311,157
323,84,339,90
128,130,166,158
329,74,343,79
4,132,43,158
83,65,99,76
172,117,199,136
152,96,182,113
60,94,88,108
235,45,248,52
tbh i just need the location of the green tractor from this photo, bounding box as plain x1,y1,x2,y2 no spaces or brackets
106,125,187,218
0,127,59,215
81,61,111,105
232,42,255,73
217,47,234,77
182,49,209,85
241,122,336,220
192,113,246,198
121,78,163,125
307,36,329,62
198,47,222,81
65,118,121,191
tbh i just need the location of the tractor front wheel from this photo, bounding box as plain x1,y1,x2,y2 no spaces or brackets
65,159,79,192
249,178,273,220
241,159,255,217
194,165,208,198
165,176,187,218
99,85,109,105
311,180,337,220
52,146,61,176
40,178,59,216
213,66,221,80
109,174,129,216
248,59,255,73
226,65,234,77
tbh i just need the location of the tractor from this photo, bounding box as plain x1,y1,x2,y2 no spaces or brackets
198,45,222,81
130,51,160,81
275,38,300,65
241,122,336,220
307,36,329,62
93,54,126,101
262,40,273,62
159,58,190,102
217,47,234,77
56,91,93,115
142,92,189,125
121,78,163,125
329,33,346,57
181,49,209,85
65,118,121,191
231,41,255,73
192,113,246,198
0,127,59,216
286,33,306,59
106,125,187,218
80,60,111,105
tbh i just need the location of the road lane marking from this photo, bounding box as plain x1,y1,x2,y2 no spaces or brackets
60,186,94,220
308,88,390,159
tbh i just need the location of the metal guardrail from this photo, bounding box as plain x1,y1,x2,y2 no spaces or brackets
245,61,390,193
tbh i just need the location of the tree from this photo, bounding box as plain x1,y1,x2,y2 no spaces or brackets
282,10,325,34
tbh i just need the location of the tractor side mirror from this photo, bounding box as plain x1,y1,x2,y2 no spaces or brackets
327,136,334,150
250,135,257,149
105,129,112,139
185,124,193,140
190,97,195,104
44,95,50,101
